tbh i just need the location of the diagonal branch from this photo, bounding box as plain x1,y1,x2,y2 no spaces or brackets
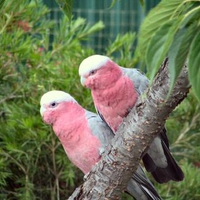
69,59,190,199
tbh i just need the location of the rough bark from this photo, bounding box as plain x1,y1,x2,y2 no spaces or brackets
68,59,190,200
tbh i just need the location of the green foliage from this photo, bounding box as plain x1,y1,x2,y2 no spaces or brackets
121,8,200,200
0,0,5,10
109,0,145,9
168,23,196,93
188,29,200,102
138,0,183,58
167,92,200,161
155,162,200,200
109,0,118,9
106,32,137,67
145,19,182,80
158,91,200,200
137,0,200,102
143,91,200,200
1,0,200,200
55,0,73,20
0,0,104,199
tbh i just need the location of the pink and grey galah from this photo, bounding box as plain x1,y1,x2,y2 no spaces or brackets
40,90,161,200
79,55,184,184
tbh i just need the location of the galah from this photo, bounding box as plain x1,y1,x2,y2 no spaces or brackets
40,90,161,200
79,55,184,183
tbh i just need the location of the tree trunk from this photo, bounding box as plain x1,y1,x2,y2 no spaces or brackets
68,58,190,200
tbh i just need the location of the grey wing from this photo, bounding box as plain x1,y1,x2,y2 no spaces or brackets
85,110,114,148
142,128,184,183
120,67,149,95
121,67,184,183
96,109,111,129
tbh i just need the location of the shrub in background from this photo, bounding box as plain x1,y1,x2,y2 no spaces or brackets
0,1,103,199
0,0,200,200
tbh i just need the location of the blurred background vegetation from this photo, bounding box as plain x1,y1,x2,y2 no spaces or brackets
0,0,199,200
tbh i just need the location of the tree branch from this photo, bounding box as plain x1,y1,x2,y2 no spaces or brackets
68,59,190,199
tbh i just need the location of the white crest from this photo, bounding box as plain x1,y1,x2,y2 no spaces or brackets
40,90,77,106
79,55,110,76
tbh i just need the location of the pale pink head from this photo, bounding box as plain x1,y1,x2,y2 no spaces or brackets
40,90,77,125
79,55,122,90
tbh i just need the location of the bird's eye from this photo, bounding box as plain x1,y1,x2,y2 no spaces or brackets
50,102,58,108
89,70,96,75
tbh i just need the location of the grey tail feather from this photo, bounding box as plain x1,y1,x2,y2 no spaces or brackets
133,172,162,200
126,174,162,200
142,129,184,183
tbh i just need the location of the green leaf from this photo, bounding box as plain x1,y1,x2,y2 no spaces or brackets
109,0,117,9
55,0,73,20
139,0,145,7
138,0,183,58
181,5,200,28
146,19,182,80
188,29,200,102
0,0,5,10
168,23,198,93
106,32,136,56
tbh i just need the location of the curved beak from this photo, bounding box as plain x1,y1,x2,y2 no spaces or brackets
40,106,46,116
80,76,86,86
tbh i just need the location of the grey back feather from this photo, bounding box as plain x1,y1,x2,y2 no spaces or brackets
120,67,149,95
